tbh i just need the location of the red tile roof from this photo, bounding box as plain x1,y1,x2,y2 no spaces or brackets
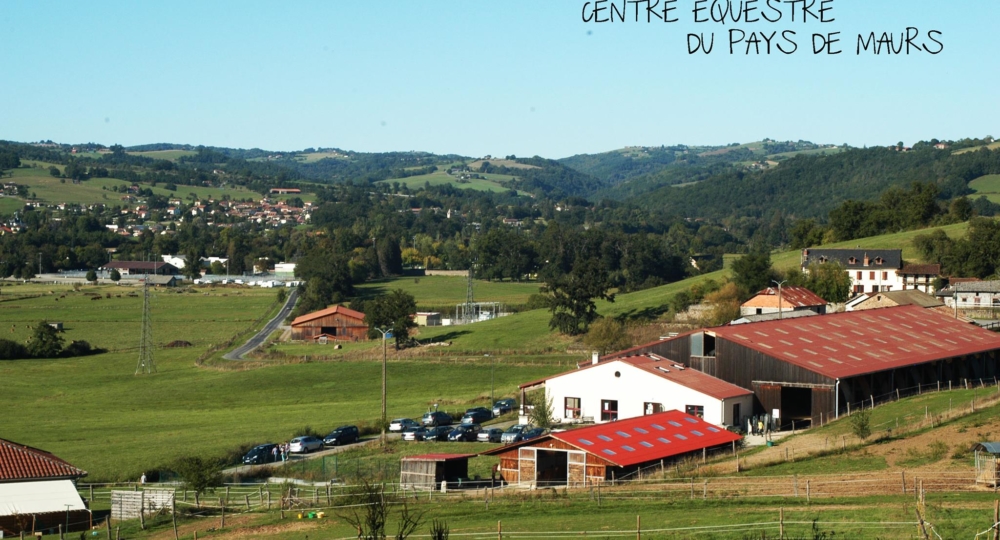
290,305,366,326
0,439,87,482
744,286,827,308
710,305,1000,380
900,264,941,275
485,411,740,468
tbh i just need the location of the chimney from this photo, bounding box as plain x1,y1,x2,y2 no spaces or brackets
592,351,599,365
863,253,870,267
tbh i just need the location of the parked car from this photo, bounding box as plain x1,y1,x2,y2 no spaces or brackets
422,411,453,427
323,425,360,446
447,424,482,442
242,443,279,465
402,426,430,441
500,424,532,444
477,427,504,443
289,436,323,453
460,407,493,425
492,398,517,417
389,418,420,432
422,425,452,441
520,427,548,441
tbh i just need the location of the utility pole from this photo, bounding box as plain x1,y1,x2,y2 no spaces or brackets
374,327,390,445
487,354,494,405
38,252,42,276
772,279,787,320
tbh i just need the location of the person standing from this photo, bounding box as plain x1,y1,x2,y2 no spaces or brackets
271,445,279,463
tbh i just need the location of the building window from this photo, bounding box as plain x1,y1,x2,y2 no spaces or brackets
875,257,883,265
732,403,741,425
853,285,864,293
644,402,664,415
882,272,888,281
848,257,857,264
685,405,705,418
755,308,762,315
870,271,875,280
565,397,581,419
601,400,618,422
871,285,879,292
856,271,862,280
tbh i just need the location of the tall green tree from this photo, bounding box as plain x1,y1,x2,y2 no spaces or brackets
730,251,778,299
27,322,63,358
365,289,417,349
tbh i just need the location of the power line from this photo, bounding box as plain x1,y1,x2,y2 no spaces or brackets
135,277,155,375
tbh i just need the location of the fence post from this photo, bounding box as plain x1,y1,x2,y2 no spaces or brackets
901,471,906,494
690,479,694,499
794,475,798,497
636,515,641,540
89,484,94,503
703,479,707,500
139,490,146,530
806,480,810,502
58,524,63,540
221,497,226,528
172,498,179,540
498,520,502,540
106,516,111,540
993,500,999,540
779,508,784,539
245,494,250,511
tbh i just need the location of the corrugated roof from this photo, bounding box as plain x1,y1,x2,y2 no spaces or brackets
711,305,1000,380
860,290,943,308
102,261,175,271
403,454,474,462
743,286,827,308
0,439,87,483
938,281,1000,295
973,442,1000,454
483,411,740,468
732,310,819,325
291,305,366,326
518,355,751,400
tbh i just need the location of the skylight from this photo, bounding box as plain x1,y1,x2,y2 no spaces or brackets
598,435,613,442
622,445,635,452
668,421,682,427
578,438,594,446
640,441,653,448
684,418,698,424
657,437,671,444
634,427,648,434
691,430,704,436
675,434,688,440
616,431,632,438
602,449,616,456
651,424,665,431
707,427,720,433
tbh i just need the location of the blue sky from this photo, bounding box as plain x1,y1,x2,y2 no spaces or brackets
0,1,995,158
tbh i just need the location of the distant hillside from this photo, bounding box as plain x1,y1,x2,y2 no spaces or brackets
629,146,1000,220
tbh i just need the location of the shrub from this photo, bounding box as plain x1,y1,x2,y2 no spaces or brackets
850,408,871,441
0,339,28,360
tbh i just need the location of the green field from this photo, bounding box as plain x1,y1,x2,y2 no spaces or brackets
10,162,258,205
378,167,519,193
953,141,1000,155
766,146,845,160
357,276,540,311
0,283,560,481
969,174,1000,204
127,149,197,161
0,196,24,215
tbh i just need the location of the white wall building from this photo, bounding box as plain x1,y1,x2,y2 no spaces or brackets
801,249,904,295
521,353,753,428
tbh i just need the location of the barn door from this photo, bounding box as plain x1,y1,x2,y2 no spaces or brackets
518,447,536,487
567,450,586,487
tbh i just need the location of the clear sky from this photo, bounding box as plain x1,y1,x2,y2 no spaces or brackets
0,1,996,158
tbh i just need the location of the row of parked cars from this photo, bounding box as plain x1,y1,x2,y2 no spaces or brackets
242,425,361,465
241,399,529,465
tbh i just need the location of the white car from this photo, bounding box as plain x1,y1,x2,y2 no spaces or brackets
288,436,323,453
389,418,419,432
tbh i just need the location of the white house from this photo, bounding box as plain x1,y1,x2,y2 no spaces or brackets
520,353,753,428
801,249,903,295
936,280,1000,310
0,438,89,536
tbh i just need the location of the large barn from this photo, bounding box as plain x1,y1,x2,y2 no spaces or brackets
606,305,1000,428
483,410,741,487
290,305,368,342
0,439,89,537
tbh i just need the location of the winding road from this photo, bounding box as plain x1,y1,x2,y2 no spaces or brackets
223,288,299,360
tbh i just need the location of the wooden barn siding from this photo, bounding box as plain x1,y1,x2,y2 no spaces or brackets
606,335,691,364
710,339,834,389
291,312,367,341
400,461,438,489
494,438,617,485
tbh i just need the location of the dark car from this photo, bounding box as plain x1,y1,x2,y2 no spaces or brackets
460,407,492,425
492,398,517,417
422,425,452,441
422,411,453,427
500,424,532,444
447,424,482,442
520,427,548,441
242,443,279,465
477,427,504,443
323,425,360,446
402,426,429,441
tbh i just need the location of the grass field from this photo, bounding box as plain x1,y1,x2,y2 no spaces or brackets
954,141,1000,155
356,276,540,312
0,283,560,481
127,149,197,161
970,174,1000,204
0,196,24,215
766,146,845,160
377,167,519,193
10,162,258,205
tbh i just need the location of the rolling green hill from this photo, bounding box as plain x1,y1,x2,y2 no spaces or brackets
969,174,1000,204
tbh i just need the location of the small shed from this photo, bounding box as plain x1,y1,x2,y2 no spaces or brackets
291,305,367,342
414,312,442,327
974,442,1000,486
399,454,472,490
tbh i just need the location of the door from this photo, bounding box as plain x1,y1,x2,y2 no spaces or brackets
518,447,536,487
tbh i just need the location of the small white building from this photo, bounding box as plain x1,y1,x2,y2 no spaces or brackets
937,280,1000,310
274,262,296,276
520,353,753,428
0,438,89,536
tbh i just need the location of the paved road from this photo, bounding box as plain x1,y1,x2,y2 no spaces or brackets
223,437,381,475
224,288,299,360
